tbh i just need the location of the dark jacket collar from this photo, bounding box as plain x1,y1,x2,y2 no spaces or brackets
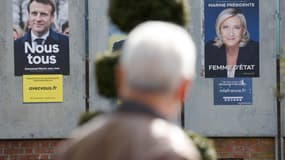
117,99,166,120
21,29,59,43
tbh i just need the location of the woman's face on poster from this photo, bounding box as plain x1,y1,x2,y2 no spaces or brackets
220,15,244,48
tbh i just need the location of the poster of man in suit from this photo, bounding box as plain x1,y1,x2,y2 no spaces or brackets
13,0,69,76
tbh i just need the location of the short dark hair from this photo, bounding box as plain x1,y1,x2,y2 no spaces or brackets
27,0,55,16
62,21,69,32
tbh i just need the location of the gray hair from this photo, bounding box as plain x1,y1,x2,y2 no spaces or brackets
214,8,250,47
121,21,196,93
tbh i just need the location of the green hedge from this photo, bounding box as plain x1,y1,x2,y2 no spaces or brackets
108,0,190,33
95,51,121,98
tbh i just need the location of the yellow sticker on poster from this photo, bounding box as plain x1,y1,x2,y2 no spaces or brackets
23,75,63,103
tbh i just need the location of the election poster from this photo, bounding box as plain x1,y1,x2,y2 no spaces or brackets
23,74,63,103
214,78,252,105
13,0,69,76
204,0,259,78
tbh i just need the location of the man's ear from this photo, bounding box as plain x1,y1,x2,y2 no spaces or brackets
176,79,192,102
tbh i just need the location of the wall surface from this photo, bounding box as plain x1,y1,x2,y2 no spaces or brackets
281,0,285,138
88,0,113,112
0,0,284,159
214,138,275,160
0,138,279,160
0,140,61,160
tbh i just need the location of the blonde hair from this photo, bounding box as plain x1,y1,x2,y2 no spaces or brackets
214,8,250,48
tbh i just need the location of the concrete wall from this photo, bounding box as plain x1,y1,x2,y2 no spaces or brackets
88,0,112,112
281,0,285,138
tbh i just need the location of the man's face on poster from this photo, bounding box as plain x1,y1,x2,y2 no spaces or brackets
29,1,54,37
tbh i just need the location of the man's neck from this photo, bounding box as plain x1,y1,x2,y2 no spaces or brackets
31,30,50,39
121,90,179,119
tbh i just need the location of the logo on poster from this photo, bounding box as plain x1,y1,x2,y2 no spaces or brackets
208,2,255,8
208,65,255,71
24,42,59,65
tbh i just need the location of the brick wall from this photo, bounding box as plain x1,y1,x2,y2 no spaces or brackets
0,140,61,160
0,138,282,160
212,138,275,160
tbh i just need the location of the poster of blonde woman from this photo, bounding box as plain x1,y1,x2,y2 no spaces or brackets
204,0,259,78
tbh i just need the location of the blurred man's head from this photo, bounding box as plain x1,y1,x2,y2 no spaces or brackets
27,0,55,37
118,21,196,117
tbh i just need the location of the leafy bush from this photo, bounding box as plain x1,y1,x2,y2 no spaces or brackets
95,51,121,98
186,131,217,160
78,111,104,126
108,0,190,33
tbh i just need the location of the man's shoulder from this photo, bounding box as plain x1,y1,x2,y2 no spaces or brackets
119,115,201,160
148,119,201,159
70,112,172,139
49,29,69,42
14,32,29,44
70,114,110,139
64,113,201,160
